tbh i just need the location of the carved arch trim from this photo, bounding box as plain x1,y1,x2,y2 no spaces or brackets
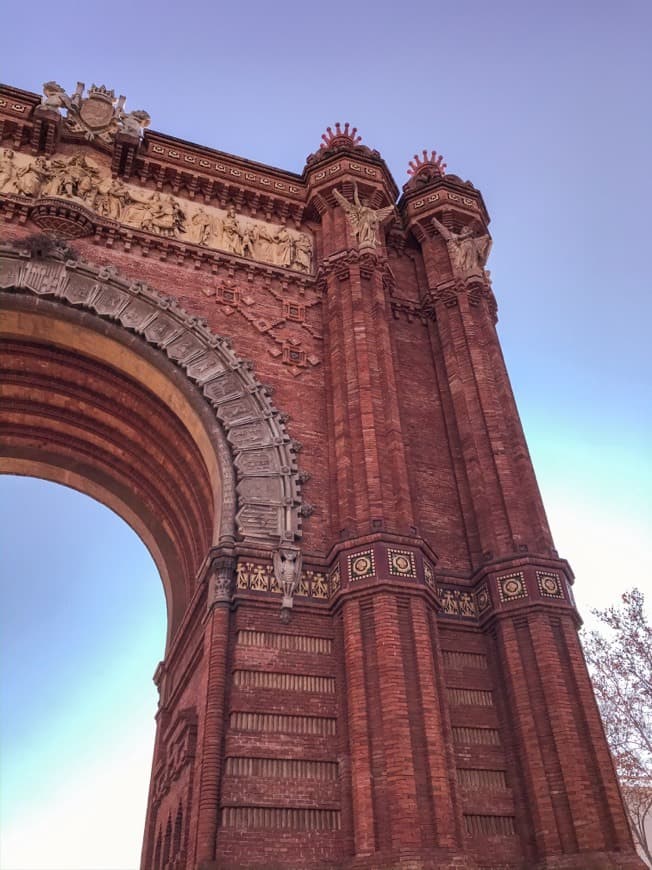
0,244,305,545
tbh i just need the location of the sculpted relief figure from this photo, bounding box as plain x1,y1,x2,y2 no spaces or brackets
0,149,17,193
431,215,492,281
45,154,101,205
146,193,186,237
0,150,313,272
41,81,72,112
118,109,151,138
291,233,312,273
15,157,51,197
273,547,303,621
189,207,215,246
95,178,130,221
222,206,245,256
333,182,395,248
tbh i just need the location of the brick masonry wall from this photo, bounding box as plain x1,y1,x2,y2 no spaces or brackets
0,89,644,869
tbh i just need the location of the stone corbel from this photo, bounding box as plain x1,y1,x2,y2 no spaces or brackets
206,554,236,609
273,546,303,622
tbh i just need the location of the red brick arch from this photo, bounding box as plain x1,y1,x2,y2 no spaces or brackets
0,244,305,641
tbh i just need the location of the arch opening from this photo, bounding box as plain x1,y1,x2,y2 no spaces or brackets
0,474,166,870
1,293,228,643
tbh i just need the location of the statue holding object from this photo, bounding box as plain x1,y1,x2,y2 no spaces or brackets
431,214,492,281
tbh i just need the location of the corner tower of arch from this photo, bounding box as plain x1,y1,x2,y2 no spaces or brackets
0,85,644,870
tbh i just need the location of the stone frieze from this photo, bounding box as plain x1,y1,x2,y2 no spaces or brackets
0,149,313,274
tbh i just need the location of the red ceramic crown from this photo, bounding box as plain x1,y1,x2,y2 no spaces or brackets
320,122,362,150
407,149,447,178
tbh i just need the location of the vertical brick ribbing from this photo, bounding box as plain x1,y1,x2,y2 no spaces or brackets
397,599,437,846
342,599,376,856
194,604,230,864
484,317,553,551
514,617,577,852
372,593,421,851
360,600,389,851
324,260,415,537
494,617,562,856
528,613,603,849
409,598,461,848
558,617,634,848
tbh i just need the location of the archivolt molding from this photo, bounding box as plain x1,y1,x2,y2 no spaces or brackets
0,244,306,544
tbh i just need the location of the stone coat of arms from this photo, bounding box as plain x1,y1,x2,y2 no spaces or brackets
41,81,150,146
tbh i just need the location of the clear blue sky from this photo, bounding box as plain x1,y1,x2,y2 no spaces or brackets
1,0,651,867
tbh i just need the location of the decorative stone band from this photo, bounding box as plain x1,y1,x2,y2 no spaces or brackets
437,561,574,622
236,561,330,600
0,246,306,544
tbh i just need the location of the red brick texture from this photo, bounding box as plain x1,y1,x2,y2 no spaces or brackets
0,84,644,869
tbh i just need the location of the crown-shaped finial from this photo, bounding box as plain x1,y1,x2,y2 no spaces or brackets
407,149,447,178
88,83,117,102
320,122,363,150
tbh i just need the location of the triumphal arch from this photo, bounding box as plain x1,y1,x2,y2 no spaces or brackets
0,81,644,869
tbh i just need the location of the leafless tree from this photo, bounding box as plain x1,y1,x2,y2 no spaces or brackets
583,588,652,864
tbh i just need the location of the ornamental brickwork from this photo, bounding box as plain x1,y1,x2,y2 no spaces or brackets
0,80,643,869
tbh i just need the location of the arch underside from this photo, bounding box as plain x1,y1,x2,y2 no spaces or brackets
0,245,305,641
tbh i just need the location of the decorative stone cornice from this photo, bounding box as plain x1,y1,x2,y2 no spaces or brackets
0,244,308,544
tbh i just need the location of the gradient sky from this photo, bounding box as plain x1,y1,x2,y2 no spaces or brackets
1,0,651,867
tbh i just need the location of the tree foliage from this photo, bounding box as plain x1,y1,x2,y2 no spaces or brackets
583,588,652,864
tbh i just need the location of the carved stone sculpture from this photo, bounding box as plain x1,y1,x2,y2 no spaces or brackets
45,154,101,204
333,182,395,248
207,556,236,607
222,206,244,256
40,81,144,146
0,149,17,194
273,547,303,622
118,108,151,138
274,227,293,268
190,208,215,246
291,233,312,273
0,151,313,271
41,81,72,112
15,157,50,197
432,215,492,281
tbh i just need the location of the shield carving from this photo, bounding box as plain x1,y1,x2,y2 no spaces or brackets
79,95,115,130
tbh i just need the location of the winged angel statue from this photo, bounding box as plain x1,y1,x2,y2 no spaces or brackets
333,183,395,248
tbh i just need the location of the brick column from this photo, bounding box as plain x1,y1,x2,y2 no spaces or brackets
342,599,376,856
193,558,234,868
492,608,645,868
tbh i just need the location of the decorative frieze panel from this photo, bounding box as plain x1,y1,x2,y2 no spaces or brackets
0,149,313,273
347,550,376,581
536,571,564,599
496,572,528,603
438,587,478,618
235,561,331,600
